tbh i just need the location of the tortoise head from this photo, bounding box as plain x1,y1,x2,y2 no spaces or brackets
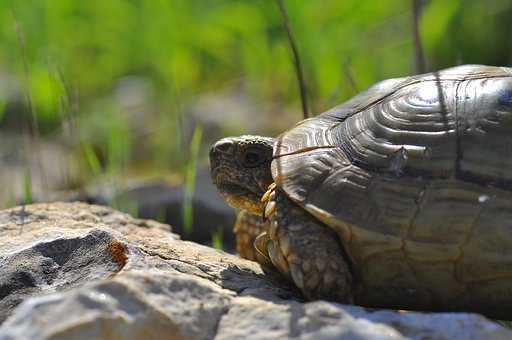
210,135,274,215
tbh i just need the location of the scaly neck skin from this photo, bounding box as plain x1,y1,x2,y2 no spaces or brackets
209,135,275,215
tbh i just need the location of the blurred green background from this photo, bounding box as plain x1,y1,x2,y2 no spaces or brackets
0,0,511,241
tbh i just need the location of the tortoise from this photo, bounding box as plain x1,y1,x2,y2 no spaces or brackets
209,65,512,318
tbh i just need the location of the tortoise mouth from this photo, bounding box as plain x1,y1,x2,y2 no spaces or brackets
216,180,261,200
214,179,263,214
212,167,263,196
216,181,249,196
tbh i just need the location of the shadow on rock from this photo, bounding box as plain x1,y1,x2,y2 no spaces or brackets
0,202,510,340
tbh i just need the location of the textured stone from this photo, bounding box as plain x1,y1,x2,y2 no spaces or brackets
0,203,510,339
46,171,237,250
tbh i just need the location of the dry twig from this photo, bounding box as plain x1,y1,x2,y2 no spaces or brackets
412,0,426,73
275,0,309,119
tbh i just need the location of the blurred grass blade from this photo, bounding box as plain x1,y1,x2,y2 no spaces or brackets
183,125,203,234
82,142,102,175
343,61,358,94
109,195,139,219
211,226,223,250
12,8,48,199
0,100,6,123
155,208,166,223
23,171,32,204
275,0,309,119
11,8,39,136
412,0,426,73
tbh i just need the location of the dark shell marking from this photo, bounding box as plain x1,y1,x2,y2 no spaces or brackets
272,65,512,317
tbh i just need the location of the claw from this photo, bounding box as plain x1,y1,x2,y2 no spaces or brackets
263,201,276,220
279,234,291,257
268,240,290,276
269,220,278,239
254,232,271,262
268,190,275,201
261,183,277,220
261,185,276,203
290,263,305,290
260,189,272,203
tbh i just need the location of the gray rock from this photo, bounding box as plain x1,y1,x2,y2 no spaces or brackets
0,202,510,339
0,228,122,323
51,169,237,250
108,170,236,249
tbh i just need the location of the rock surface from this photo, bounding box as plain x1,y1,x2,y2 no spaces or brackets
43,169,237,251
0,202,510,340
108,170,237,249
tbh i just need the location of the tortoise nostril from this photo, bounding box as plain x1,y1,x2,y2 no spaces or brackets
212,139,233,154
210,140,234,172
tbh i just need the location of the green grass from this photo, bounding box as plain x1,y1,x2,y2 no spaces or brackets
109,194,139,219
0,0,511,210
182,124,203,234
2,1,510,134
22,172,32,205
211,226,224,250
81,142,102,176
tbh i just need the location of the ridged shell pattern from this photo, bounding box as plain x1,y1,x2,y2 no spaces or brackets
271,65,512,315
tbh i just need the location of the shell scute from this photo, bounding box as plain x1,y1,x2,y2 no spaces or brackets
271,66,512,309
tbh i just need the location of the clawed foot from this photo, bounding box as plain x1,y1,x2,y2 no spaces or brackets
261,182,277,220
233,211,273,267
256,188,353,303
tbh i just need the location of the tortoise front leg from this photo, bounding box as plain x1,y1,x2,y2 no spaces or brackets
233,211,272,267
257,188,354,303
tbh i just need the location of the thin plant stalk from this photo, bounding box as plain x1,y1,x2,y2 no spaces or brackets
22,171,32,205
82,142,102,176
412,0,426,73
11,9,48,199
11,9,39,137
275,0,309,119
343,62,358,94
54,64,78,143
182,125,203,234
211,226,223,250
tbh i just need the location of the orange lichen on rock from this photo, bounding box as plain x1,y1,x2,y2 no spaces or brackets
106,240,128,269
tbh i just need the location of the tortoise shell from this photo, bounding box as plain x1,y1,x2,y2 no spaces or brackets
271,65,512,312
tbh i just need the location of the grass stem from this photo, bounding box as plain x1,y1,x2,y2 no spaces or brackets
275,0,309,119
412,0,426,73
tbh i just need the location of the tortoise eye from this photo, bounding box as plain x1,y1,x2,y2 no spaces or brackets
242,148,263,168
